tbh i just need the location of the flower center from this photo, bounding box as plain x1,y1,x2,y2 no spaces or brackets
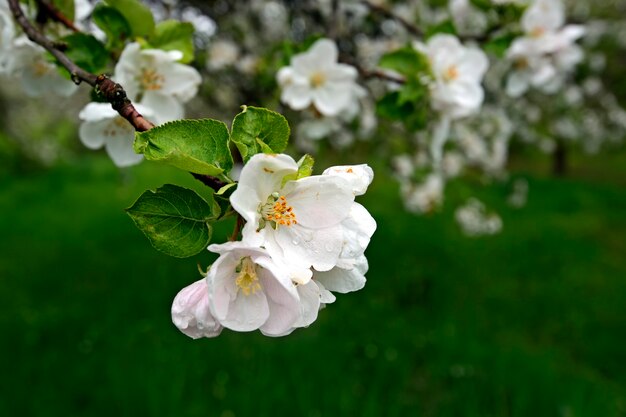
310,72,326,88
259,193,298,229
530,27,545,38
33,60,50,77
443,65,459,82
235,257,261,296
139,68,165,91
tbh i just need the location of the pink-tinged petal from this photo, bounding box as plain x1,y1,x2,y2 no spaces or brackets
283,175,354,229
223,290,270,332
314,255,368,294
256,263,300,336
294,281,321,328
207,253,239,321
274,223,344,272
322,165,374,196
171,279,222,339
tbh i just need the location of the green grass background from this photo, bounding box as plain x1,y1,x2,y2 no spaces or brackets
1,152,625,417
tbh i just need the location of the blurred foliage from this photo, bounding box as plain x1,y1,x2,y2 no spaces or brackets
1,152,626,416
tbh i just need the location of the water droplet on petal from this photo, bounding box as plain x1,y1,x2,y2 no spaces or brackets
324,243,334,252
292,238,300,246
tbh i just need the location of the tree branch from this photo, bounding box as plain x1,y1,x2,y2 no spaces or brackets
7,0,225,191
360,0,423,38
35,0,80,32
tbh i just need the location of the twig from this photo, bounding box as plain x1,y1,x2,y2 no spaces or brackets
360,0,423,38
358,67,406,84
229,215,244,241
35,0,80,32
7,0,225,191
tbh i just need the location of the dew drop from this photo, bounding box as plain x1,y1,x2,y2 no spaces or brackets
324,243,334,252
292,238,300,246
303,231,314,242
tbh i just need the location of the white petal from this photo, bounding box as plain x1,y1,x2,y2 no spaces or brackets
223,290,270,332
104,126,144,167
322,164,374,196
159,62,202,102
314,255,368,293
256,261,300,336
294,281,321,328
79,102,118,122
316,281,336,304
312,83,353,116
339,203,377,260
230,153,298,222
506,71,530,98
283,175,354,229
78,119,109,150
140,91,184,124
281,83,313,110
273,223,344,272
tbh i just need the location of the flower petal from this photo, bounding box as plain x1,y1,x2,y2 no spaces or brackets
171,278,222,339
322,164,374,196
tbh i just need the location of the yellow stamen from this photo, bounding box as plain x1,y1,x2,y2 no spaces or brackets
530,27,545,38
310,72,326,88
443,65,459,82
235,257,262,296
139,68,165,91
260,194,298,227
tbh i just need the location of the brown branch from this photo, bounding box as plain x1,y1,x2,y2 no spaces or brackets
35,0,80,32
358,67,406,84
7,0,226,192
229,215,244,241
360,0,423,38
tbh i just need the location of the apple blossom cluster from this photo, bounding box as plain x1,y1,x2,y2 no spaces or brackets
172,154,376,338
0,0,85,96
78,43,202,167
505,0,585,97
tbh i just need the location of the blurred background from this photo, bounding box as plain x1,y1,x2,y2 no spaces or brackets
2,0,626,416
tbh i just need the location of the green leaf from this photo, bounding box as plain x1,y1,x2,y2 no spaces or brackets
105,0,155,37
483,32,517,58
134,119,233,176
149,20,195,64
61,33,108,74
92,4,131,47
379,47,430,77
281,154,315,186
126,184,220,258
230,106,290,162
426,19,457,39
51,0,75,21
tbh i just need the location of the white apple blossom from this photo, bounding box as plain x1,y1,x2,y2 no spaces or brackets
0,0,15,73
206,241,301,336
414,34,489,119
172,278,223,339
401,173,444,214
114,42,202,124
455,198,502,236
505,0,585,97
6,38,78,97
276,38,364,117
230,153,356,279
78,102,153,167
206,39,240,71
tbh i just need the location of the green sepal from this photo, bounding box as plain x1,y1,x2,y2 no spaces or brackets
134,119,233,176
126,184,220,258
230,106,290,162
281,154,315,186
